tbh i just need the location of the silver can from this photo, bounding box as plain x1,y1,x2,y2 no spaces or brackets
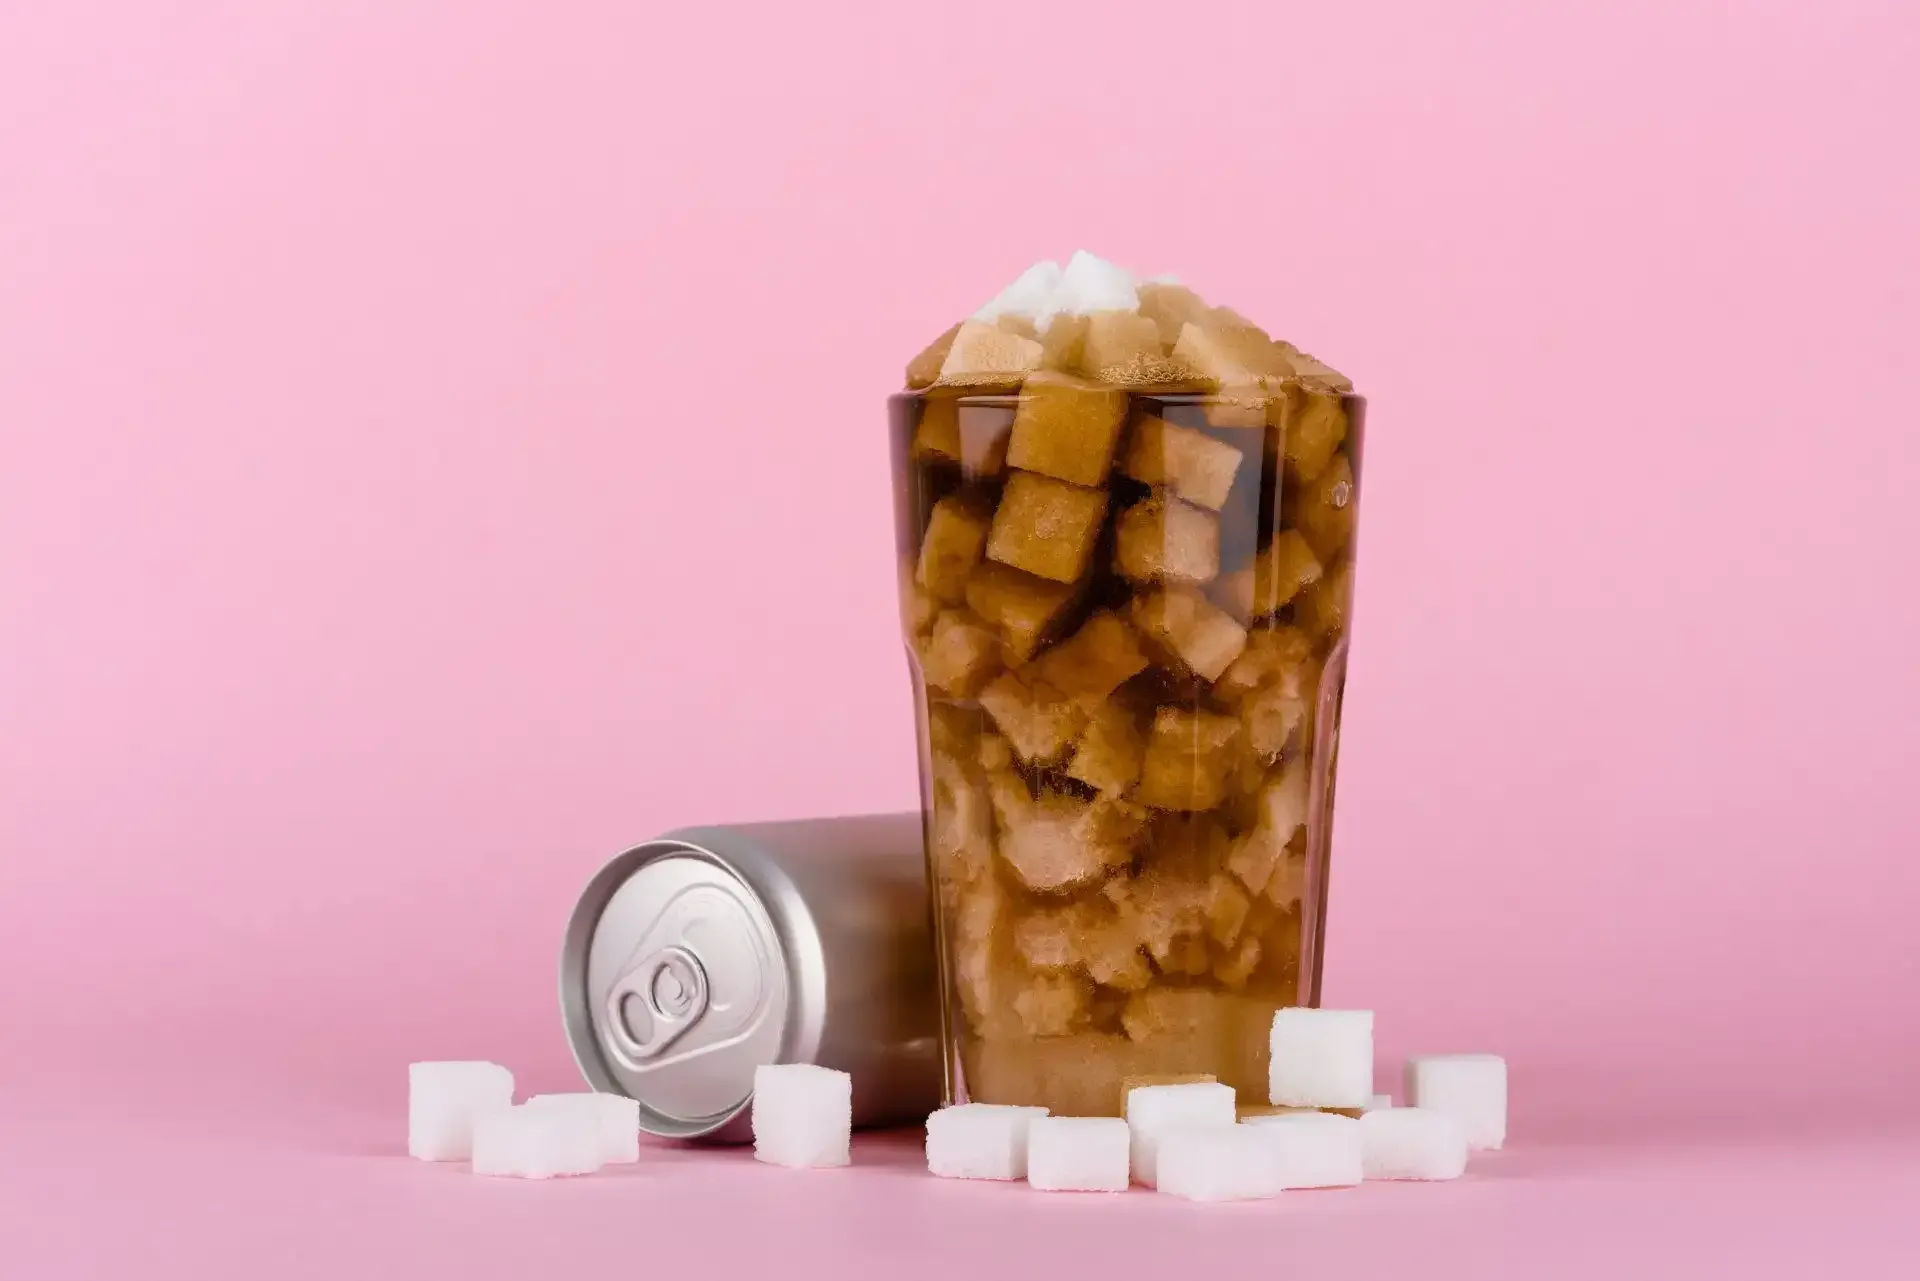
559,813,942,1142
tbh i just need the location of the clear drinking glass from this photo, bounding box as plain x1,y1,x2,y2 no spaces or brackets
891,377,1363,1117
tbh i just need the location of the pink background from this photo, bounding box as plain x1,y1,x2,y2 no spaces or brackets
3,1,1916,1275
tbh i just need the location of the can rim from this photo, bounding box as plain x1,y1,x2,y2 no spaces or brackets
558,835,827,1141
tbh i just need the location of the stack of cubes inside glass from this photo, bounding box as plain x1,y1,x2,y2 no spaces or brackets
893,253,1363,1116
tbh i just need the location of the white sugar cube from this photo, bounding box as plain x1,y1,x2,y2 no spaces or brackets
1156,1127,1284,1202
974,259,1064,325
1359,1106,1469,1181
1406,1054,1507,1150
408,1061,514,1162
1240,1111,1363,1188
925,1103,1048,1181
1026,1116,1130,1193
752,1064,852,1169
1053,249,1139,318
1125,1081,1236,1188
1363,1093,1394,1113
525,1092,641,1164
471,1104,604,1179
1268,1008,1373,1109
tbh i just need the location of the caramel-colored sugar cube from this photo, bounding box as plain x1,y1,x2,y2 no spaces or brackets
1296,558,1353,642
979,731,1015,774
964,563,1076,662
1218,531,1323,621
921,610,1002,697
977,670,1087,766
952,875,1009,1032
986,471,1108,585
1270,381,1349,482
1013,904,1083,971
1079,310,1191,386
928,755,994,888
1067,699,1146,795
1135,706,1241,811
1038,313,1090,373
1215,934,1262,990
1213,626,1313,705
906,322,961,389
1121,417,1244,511
1119,987,1238,1048
1243,680,1307,760
1136,283,1212,349
1170,318,1291,388
905,581,940,638
915,496,992,604
991,787,1147,895
926,700,981,758
1032,611,1149,705
1276,342,1355,392
937,318,1044,386
1227,766,1308,894
1115,494,1220,584
1293,452,1356,561
1129,585,1249,682
912,398,1015,476
1014,971,1093,1037
1078,907,1152,991
1005,372,1129,487
1266,851,1307,910
1205,872,1252,948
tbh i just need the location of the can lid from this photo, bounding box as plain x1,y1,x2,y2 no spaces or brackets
560,844,792,1139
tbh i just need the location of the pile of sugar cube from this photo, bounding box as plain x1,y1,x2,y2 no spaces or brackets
408,1062,642,1179
927,1011,1506,1200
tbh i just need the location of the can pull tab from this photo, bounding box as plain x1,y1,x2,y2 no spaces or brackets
604,946,709,1065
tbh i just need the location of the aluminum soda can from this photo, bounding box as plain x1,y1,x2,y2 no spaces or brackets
559,812,942,1142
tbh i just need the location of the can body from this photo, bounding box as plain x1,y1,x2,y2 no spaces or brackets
560,813,942,1142
891,386,1362,1117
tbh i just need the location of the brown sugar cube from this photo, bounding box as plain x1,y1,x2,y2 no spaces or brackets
979,731,1015,774
1215,934,1262,990
1275,342,1355,392
1078,907,1152,991
1121,417,1244,511
986,472,1108,585
1205,872,1252,948
1032,612,1149,706
906,322,962,389
926,700,981,759
1218,531,1323,621
936,318,1044,387
1296,558,1353,643
1066,699,1145,795
1079,310,1193,386
1005,372,1129,487
952,874,1010,1034
1134,707,1241,812
915,497,992,604
905,581,941,638
1014,972,1093,1037
964,563,1076,662
1038,313,1089,373
1214,626,1313,705
1293,453,1357,561
991,782,1148,895
1270,381,1349,482
1119,987,1234,1047
1013,904,1084,971
1226,766,1309,894
997,314,1040,341
977,670,1087,765
912,398,1016,476
1170,318,1291,388
921,611,1002,697
1243,681,1308,760
1136,283,1212,349
928,755,994,889
1129,585,1248,682
1266,850,1307,910
1115,494,1220,585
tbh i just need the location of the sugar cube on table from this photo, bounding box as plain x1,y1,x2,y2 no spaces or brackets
524,1093,641,1165
1363,1093,1394,1113
752,1064,852,1169
1124,1081,1236,1188
1027,1116,1131,1193
471,1104,605,1179
1406,1054,1507,1150
1268,1008,1374,1109
925,1103,1048,1181
1359,1107,1469,1181
1241,1111,1363,1189
1156,1127,1285,1202
408,1061,514,1162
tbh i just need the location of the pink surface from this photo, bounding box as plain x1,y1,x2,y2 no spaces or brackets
2,1,1918,1274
